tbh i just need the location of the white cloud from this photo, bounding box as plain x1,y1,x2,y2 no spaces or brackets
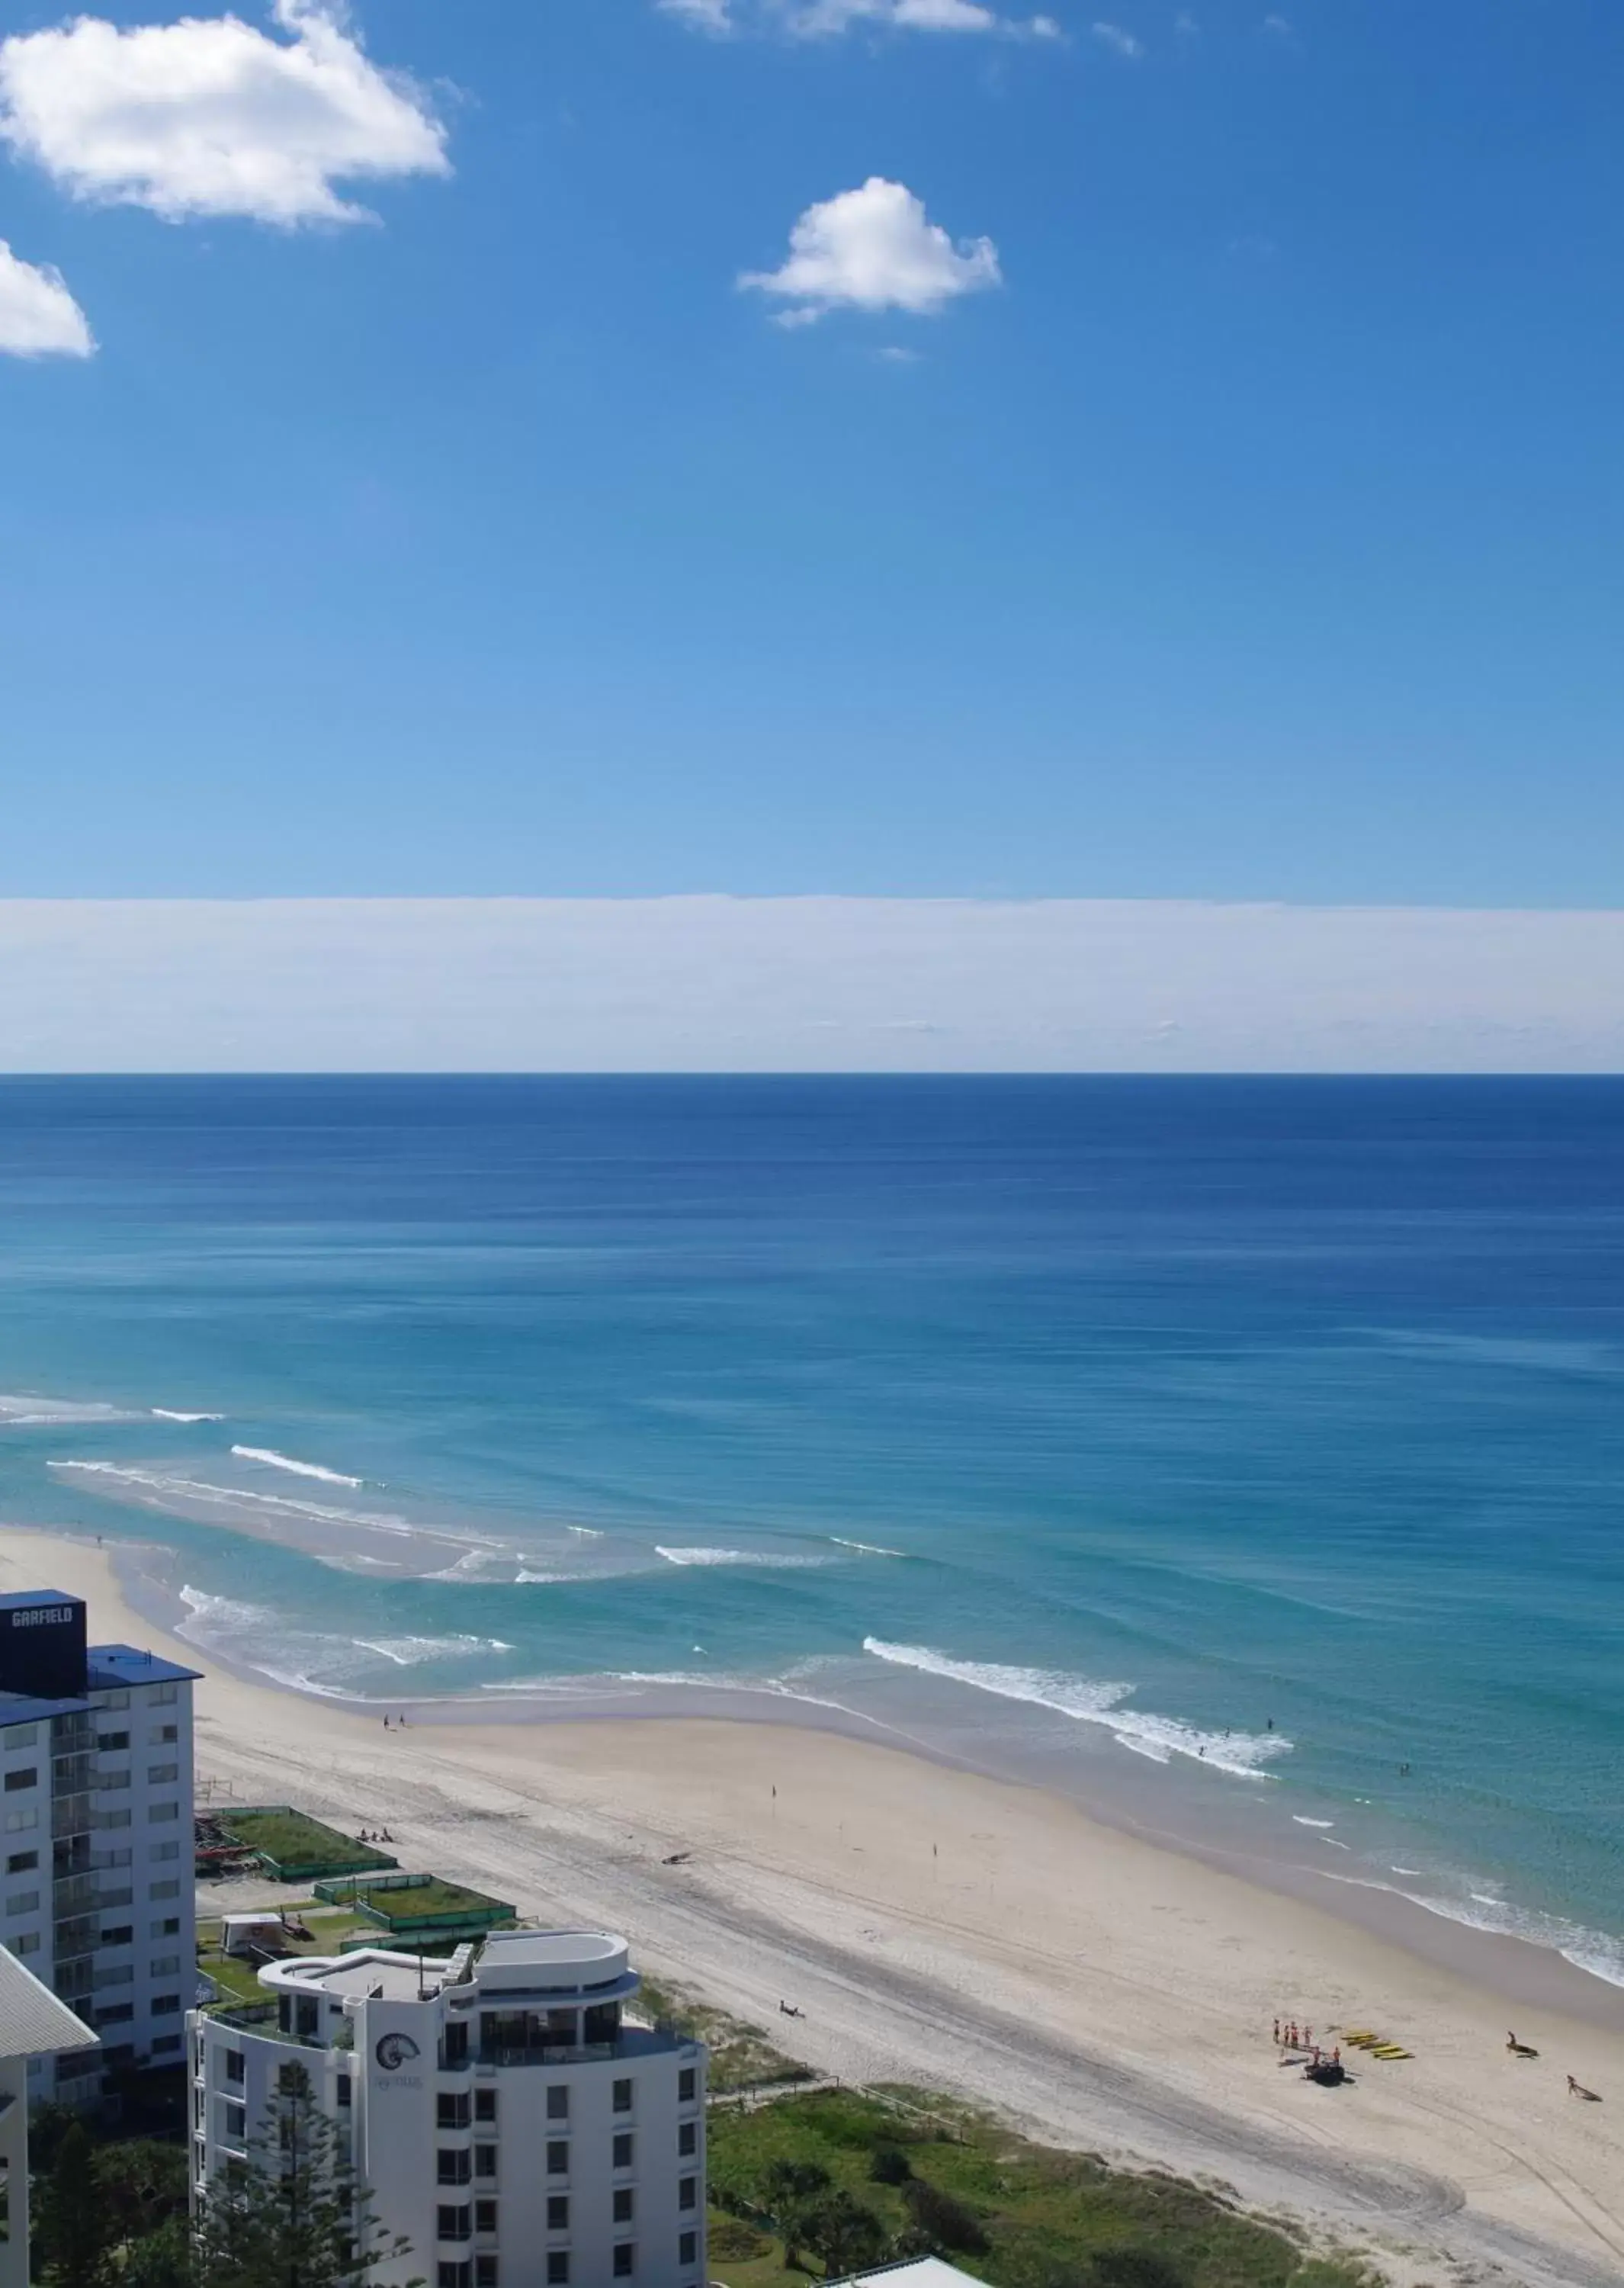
741,177,1001,325
0,899,1619,1074
657,0,734,27
0,0,449,227
0,239,94,357
1091,20,1144,56
1261,11,1292,31
663,0,1058,39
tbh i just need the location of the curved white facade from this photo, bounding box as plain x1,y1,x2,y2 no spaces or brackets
188,1929,707,2288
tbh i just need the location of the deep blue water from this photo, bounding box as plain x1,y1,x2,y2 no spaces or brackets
1,1076,1621,1981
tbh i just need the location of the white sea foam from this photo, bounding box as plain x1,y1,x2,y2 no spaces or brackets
50,1460,412,1534
830,1537,904,1557
1293,1816,1336,1828
566,1525,605,1538
232,1445,362,1487
862,1638,1289,1779
354,1636,515,1667
0,1392,144,1425
516,1570,569,1584
152,1409,224,1423
1318,1864,1624,1991
656,1546,829,1570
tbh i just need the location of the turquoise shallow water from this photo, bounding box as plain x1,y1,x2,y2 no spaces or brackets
0,1076,1621,1984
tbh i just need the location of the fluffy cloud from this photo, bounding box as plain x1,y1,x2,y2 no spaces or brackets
0,0,449,227
660,0,1059,38
741,177,1001,324
1090,20,1144,56
656,0,733,27
0,239,94,357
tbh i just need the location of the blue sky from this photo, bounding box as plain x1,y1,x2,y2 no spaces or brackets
2,0,1620,903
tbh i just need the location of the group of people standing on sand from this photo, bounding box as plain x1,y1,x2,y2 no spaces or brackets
1273,2018,1340,2069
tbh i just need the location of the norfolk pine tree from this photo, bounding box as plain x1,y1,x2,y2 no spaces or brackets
191,2061,417,2288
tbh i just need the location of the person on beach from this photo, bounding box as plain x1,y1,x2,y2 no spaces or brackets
1273,2017,1281,2045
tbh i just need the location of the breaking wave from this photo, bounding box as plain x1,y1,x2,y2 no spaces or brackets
0,1392,145,1426
830,1538,904,1557
656,1546,830,1570
232,1445,362,1487
50,1460,412,1534
353,1635,515,1667
861,1638,1289,1778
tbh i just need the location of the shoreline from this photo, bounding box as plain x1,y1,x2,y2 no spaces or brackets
8,1521,1624,2286
115,1534,1624,2034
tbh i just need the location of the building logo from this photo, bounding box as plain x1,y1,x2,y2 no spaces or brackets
374,2033,422,2071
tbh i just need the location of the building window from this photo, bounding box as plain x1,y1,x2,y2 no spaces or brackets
98,1770,131,1791
337,2078,351,2110
546,2257,569,2287
148,1763,179,1785
5,1850,37,1875
613,2077,634,2113
4,1726,37,1749
474,2145,496,2179
95,1966,135,1989
223,2103,246,2144
474,2089,498,2124
98,1808,131,1831
612,2245,634,2279
438,2152,472,2187
5,1809,38,1834
98,1732,130,1752
225,2049,245,2086
547,2196,569,2232
436,2206,471,2244
678,2067,696,2103
152,1843,181,1862
148,1684,179,1706
476,2261,498,2288
4,1767,37,1792
679,2178,697,2213
437,2094,471,2131
613,2189,634,2225
14,1931,39,1956
545,2085,567,2121
152,2034,181,2055
93,1691,130,1711
151,1954,181,1976
679,2232,698,2269
152,1916,181,1939
545,2142,569,2177
678,2122,697,2158
149,1878,180,1900
5,1888,40,1916
443,2020,469,2067
152,1994,181,2016
437,2267,470,2288
149,1801,179,1823
474,2200,497,2236
611,2133,634,2171
152,1724,178,1746
101,1924,133,1947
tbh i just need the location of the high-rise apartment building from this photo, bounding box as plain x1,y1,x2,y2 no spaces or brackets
0,1589,199,2099
190,1929,708,2288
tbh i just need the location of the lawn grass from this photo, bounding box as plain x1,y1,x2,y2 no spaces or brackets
348,1875,510,1920
638,1975,814,2096
220,1808,393,1873
705,2087,1382,2288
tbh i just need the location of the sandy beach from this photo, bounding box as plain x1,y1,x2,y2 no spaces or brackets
7,1526,1622,2288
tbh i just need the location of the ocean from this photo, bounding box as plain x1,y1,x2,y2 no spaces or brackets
1,1075,1621,1990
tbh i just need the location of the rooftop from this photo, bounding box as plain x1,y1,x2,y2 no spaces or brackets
265,1949,457,2004
0,1945,100,2063
0,1640,201,1730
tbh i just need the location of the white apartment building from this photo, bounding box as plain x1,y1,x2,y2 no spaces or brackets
190,1929,708,2288
0,1589,199,2100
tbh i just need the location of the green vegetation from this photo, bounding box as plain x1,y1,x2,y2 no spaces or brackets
29,2116,190,2288
220,1810,396,1879
705,2088,1386,2288
638,1974,814,2095
195,1906,377,2013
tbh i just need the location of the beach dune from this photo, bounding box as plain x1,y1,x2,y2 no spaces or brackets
8,1528,1622,2288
